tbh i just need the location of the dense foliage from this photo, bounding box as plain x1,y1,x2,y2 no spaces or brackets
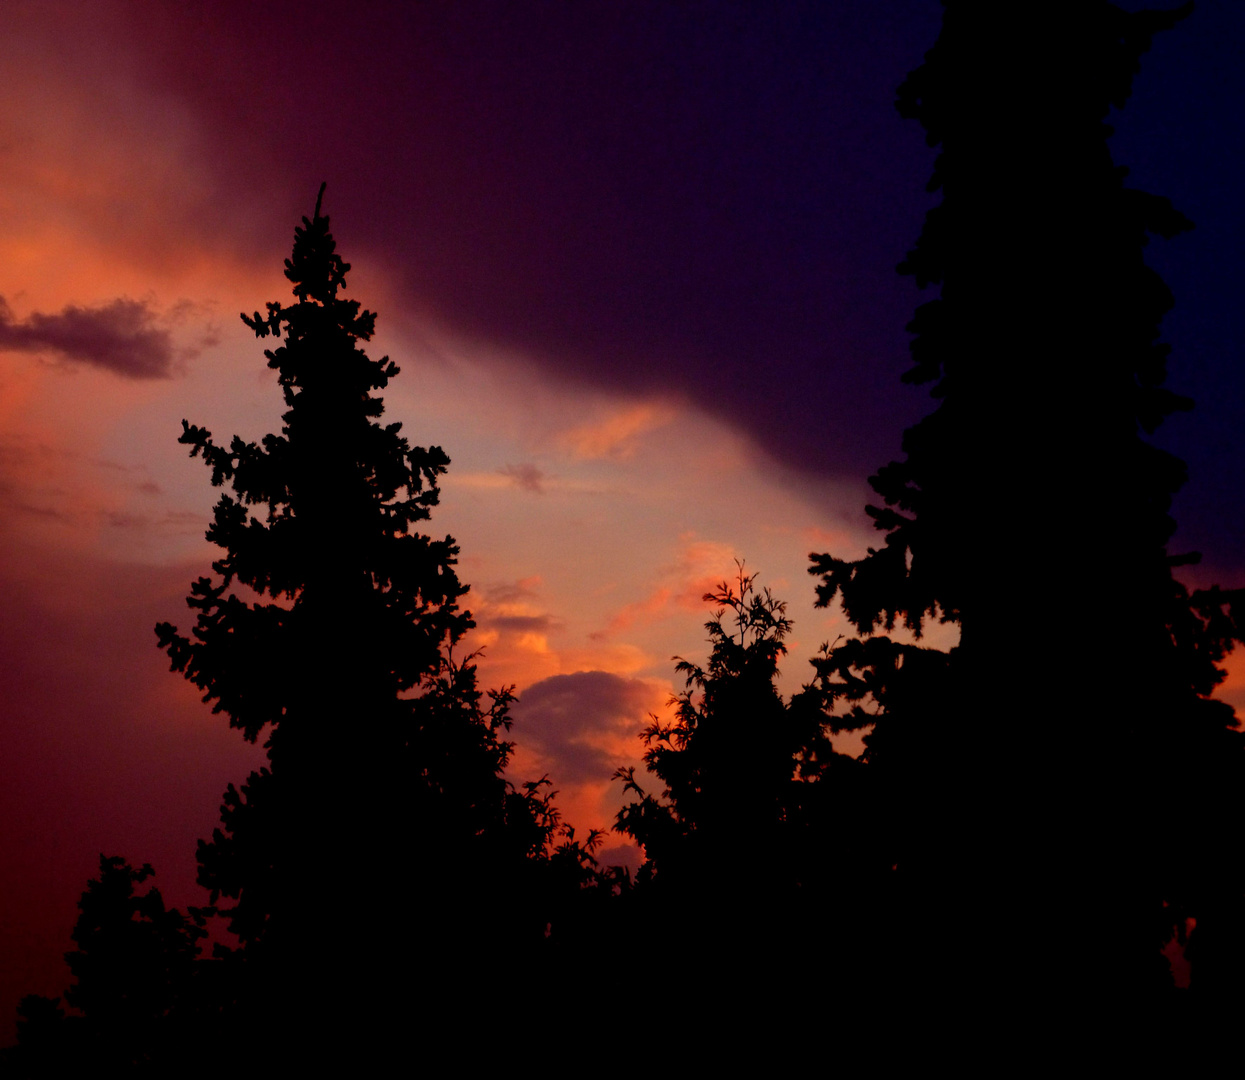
810,1,1245,1000
614,568,894,1003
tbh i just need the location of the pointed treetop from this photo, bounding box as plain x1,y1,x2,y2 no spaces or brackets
241,184,378,349
283,182,351,307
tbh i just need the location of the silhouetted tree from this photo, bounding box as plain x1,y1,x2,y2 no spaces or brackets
810,1,1245,1004
614,567,887,1003
4,857,205,1076
155,187,586,1054
618,568,808,880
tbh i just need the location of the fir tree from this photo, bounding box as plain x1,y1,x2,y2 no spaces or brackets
614,567,886,1003
616,568,813,885
155,187,572,1051
810,2,1245,1002
4,858,205,1076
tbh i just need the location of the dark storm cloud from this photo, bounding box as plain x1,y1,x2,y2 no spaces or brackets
511,670,659,784
0,296,175,379
113,0,943,477
102,0,1245,575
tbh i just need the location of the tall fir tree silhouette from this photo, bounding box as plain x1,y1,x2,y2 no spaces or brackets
810,2,1245,1003
155,187,572,1055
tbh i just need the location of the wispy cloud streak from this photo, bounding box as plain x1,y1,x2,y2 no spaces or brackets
497,462,546,493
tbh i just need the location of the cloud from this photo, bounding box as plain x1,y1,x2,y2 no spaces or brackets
472,577,561,637
482,577,543,606
103,0,939,481
489,613,560,634
510,670,667,785
497,462,546,493
0,295,180,378
596,536,740,637
558,403,676,461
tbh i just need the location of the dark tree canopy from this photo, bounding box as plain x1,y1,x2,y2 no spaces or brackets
5,858,206,1076
616,569,825,880
153,188,592,1055
157,184,469,753
614,568,892,1007
810,1,1245,1002
155,187,474,980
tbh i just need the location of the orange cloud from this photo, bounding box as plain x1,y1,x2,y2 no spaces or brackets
596,535,741,637
557,401,677,460
459,575,657,698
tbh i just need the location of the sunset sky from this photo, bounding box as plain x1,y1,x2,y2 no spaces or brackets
3,0,1244,1034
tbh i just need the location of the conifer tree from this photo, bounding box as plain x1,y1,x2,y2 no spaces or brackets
614,568,886,1001
617,568,818,885
4,858,204,1076
810,2,1245,1002
155,187,569,1049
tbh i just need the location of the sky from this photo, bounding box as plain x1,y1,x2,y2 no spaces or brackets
2,0,1244,1036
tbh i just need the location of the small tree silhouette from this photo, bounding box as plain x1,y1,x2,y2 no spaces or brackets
616,566,804,876
6,857,205,1075
614,565,886,1004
